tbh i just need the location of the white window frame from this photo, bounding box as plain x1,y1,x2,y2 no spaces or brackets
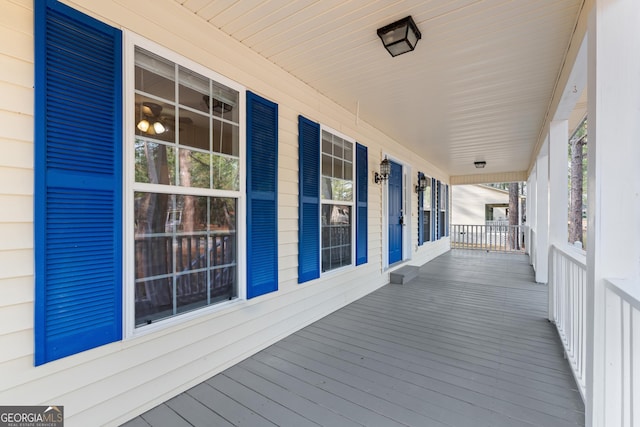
439,181,447,239
123,32,247,338
423,175,432,243
319,125,356,275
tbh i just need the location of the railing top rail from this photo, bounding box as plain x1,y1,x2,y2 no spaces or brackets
550,243,586,267
452,224,522,226
605,278,640,310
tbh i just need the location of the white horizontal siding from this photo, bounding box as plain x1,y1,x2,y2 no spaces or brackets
0,249,32,285
0,139,32,169
0,276,33,306
0,195,32,222
0,0,34,374
0,167,32,195
0,0,451,425
0,303,32,336
0,81,32,115
0,331,32,364
412,238,450,267
0,223,32,251
0,110,33,142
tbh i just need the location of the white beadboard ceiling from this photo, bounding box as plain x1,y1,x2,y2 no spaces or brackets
175,0,584,179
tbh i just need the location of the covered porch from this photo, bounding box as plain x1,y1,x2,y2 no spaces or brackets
2,1,639,426
124,250,584,427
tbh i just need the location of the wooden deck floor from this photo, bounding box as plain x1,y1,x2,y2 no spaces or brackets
123,250,585,427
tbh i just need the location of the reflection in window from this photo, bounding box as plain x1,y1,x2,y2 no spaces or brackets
132,44,242,327
134,193,237,326
134,46,239,191
423,177,432,242
322,205,352,272
321,129,354,272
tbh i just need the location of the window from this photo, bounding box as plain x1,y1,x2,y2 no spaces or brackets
423,176,432,243
298,116,367,283
321,130,354,272
132,44,243,327
36,2,278,363
438,181,448,239
433,181,449,239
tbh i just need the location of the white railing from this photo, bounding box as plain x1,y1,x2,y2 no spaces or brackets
451,224,525,253
549,244,587,400
485,219,509,227
602,278,640,426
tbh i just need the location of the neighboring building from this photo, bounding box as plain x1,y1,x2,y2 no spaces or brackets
452,184,508,225
452,184,525,225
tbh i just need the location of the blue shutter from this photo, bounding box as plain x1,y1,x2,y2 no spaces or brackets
417,173,424,246
246,92,278,298
355,143,368,265
298,116,320,283
437,180,443,239
35,0,122,365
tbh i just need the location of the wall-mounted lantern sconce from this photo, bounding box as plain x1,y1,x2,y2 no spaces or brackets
374,157,391,184
474,161,487,169
377,16,422,57
415,172,427,193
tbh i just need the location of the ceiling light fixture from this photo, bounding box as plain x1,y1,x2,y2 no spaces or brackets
474,161,487,169
377,16,422,57
137,102,167,135
153,121,166,134
136,119,150,133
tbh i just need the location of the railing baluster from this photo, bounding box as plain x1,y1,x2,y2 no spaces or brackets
451,224,528,253
550,245,587,401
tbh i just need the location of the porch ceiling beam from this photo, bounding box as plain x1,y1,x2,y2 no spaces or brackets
450,171,528,186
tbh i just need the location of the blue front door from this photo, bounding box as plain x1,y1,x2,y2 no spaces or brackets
388,160,403,264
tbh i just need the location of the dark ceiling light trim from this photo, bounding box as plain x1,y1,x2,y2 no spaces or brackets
377,16,422,57
474,161,487,169
203,95,233,113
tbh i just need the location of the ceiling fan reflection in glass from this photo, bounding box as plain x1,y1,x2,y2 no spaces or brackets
137,102,167,135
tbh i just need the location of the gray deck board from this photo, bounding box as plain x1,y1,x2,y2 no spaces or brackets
206,375,320,427
241,357,406,427
188,382,277,426
139,404,191,427
222,365,363,427
165,393,234,427
123,250,584,427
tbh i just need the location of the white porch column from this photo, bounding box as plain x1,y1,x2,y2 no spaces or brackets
527,168,537,264
586,0,640,425
534,144,549,284
548,120,569,321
